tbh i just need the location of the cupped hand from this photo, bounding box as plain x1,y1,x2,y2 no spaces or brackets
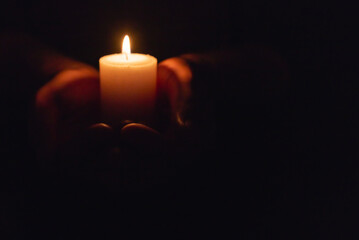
35,66,100,161
33,56,195,189
91,57,194,189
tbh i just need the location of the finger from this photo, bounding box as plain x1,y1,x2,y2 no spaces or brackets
120,123,164,155
158,57,192,85
35,68,100,147
157,58,192,127
157,58,192,109
120,123,169,189
36,68,99,124
86,123,115,148
36,68,99,109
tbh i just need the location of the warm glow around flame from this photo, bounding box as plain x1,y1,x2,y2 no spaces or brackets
122,35,131,57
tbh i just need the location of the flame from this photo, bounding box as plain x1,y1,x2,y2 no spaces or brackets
122,35,131,59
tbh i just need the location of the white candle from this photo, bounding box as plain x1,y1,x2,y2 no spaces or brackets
99,35,157,125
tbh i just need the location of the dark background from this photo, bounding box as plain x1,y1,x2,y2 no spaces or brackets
1,0,359,239
2,0,354,65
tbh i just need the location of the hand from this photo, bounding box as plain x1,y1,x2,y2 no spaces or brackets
34,65,100,163
88,57,195,189
156,56,193,129
33,56,196,189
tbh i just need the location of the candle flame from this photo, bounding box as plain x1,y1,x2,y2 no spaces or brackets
122,35,131,60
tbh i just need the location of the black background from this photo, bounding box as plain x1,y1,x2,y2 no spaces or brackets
1,0,359,239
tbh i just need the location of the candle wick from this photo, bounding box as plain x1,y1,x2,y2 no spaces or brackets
125,53,128,61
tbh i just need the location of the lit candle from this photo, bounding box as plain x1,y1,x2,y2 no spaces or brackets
99,35,157,125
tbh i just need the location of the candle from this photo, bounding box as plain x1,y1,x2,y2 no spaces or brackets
99,35,157,125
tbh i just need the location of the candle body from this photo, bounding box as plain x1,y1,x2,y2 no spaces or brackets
100,53,157,125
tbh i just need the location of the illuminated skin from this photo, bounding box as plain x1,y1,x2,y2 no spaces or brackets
33,36,191,156
34,51,194,187
3,34,287,187
35,56,191,151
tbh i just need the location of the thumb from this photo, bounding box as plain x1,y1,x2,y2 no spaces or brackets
157,57,192,127
121,123,164,155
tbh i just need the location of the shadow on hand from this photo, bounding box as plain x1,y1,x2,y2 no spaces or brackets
50,122,173,192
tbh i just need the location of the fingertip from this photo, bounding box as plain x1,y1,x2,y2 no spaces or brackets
35,84,54,111
89,122,113,132
121,123,163,153
158,57,192,84
121,123,160,139
87,123,114,147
